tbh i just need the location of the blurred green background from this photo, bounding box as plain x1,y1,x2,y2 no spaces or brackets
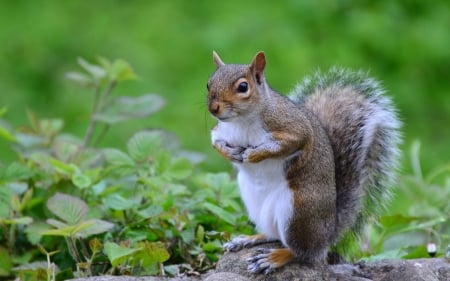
1,0,449,174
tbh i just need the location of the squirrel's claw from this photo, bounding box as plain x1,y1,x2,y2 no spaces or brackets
247,248,277,274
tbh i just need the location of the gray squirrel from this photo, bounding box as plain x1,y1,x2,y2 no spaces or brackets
207,51,401,274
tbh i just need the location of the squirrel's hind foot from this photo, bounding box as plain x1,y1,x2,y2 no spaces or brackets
247,247,295,274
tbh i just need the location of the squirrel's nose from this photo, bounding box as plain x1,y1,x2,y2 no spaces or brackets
209,102,220,115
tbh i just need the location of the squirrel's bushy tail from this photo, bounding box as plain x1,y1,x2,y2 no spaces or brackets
289,67,402,259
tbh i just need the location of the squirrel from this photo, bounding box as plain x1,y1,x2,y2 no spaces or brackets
206,51,401,274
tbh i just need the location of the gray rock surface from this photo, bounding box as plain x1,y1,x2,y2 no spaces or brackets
70,243,450,281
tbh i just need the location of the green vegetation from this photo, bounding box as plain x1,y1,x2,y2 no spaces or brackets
0,59,250,279
0,1,449,280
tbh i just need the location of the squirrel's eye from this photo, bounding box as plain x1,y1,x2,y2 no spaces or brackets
236,82,248,93
206,83,210,90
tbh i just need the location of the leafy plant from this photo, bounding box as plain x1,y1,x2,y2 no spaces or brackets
361,141,450,260
0,57,247,280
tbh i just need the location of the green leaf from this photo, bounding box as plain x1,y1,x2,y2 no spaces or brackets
65,71,94,87
195,225,205,244
25,222,50,245
93,94,165,124
53,140,80,162
0,126,16,142
72,171,92,189
110,59,137,82
102,194,140,211
104,242,140,267
7,217,33,225
0,247,12,276
78,219,114,238
154,150,171,175
103,148,135,175
135,241,170,267
137,205,164,219
46,218,67,229
127,131,163,162
46,193,88,225
77,57,107,81
41,220,95,237
202,241,221,253
202,202,235,225
38,118,64,136
165,158,192,180
0,162,34,182
48,158,77,176
401,245,429,259
0,186,13,218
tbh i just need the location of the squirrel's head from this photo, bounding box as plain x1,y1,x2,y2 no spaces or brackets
207,51,267,121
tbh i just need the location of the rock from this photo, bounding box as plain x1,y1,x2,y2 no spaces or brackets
69,244,450,281
203,272,250,281
215,242,450,281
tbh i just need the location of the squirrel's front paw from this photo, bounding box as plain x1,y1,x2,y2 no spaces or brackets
223,235,255,252
213,140,245,163
242,147,265,163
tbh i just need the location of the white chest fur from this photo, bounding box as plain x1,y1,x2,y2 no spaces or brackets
211,119,293,246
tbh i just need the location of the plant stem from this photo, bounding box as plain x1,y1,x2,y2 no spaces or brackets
93,124,110,147
82,81,116,148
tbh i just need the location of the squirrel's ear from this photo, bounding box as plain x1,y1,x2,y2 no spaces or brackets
212,51,225,68
250,51,266,85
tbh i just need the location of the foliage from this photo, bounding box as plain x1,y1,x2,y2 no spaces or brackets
360,141,450,261
0,58,250,280
1,56,448,280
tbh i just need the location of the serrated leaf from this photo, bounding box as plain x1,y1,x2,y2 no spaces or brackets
53,140,80,162
93,94,165,124
46,193,88,225
135,241,170,267
0,162,34,182
104,242,139,267
127,131,162,162
102,194,140,211
103,148,135,167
